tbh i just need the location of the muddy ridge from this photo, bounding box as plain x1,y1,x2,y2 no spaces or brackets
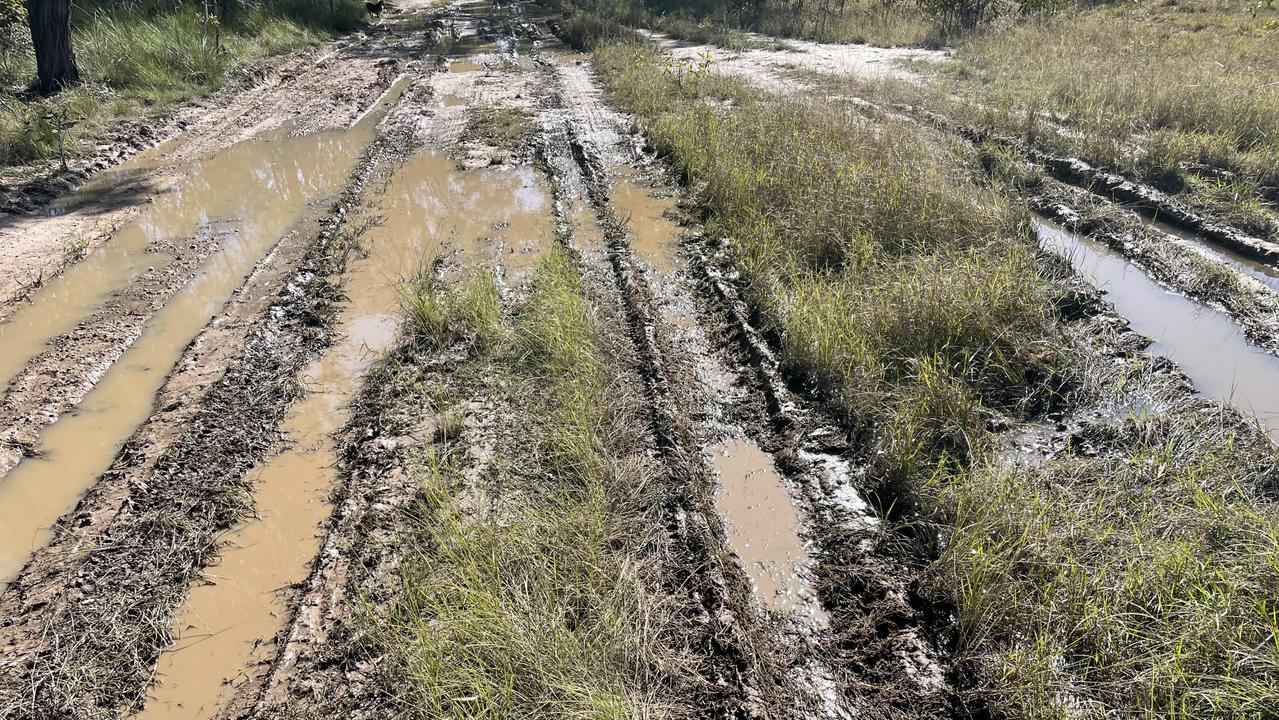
905,106,1279,266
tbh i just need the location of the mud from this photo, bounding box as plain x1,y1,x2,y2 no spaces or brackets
708,437,824,621
1039,218,1279,438
610,171,682,274
10,5,1272,720
646,31,943,93
910,107,1279,267
0,127,382,566
0,29,437,717
136,108,556,720
1024,180,1279,360
0,20,415,316
1147,215,1279,295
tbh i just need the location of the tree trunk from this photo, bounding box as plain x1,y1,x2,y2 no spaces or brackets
26,0,80,94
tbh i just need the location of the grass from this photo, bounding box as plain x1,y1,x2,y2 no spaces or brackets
924,0,1279,237
939,410,1279,717
593,39,1279,718
0,0,366,171
563,0,1279,238
597,42,1063,488
550,0,951,48
369,252,690,718
462,106,537,161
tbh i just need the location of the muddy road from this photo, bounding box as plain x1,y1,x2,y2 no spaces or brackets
2,1,1278,719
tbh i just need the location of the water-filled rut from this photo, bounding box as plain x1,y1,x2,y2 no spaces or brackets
1039,218,1279,438
131,148,552,719
0,125,379,583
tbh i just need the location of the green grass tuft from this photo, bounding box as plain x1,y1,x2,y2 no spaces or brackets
371,251,685,718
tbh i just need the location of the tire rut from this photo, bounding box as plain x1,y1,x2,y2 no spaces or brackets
0,74,422,720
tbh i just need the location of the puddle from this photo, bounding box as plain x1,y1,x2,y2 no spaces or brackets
0,115,399,583
708,438,824,623
612,173,681,275
436,93,467,109
449,59,486,73
377,150,552,276
132,149,554,718
1039,218,1279,439
0,125,370,400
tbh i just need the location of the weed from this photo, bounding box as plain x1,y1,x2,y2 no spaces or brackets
400,270,503,352
462,106,536,159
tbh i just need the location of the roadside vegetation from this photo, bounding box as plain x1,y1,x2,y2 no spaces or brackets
554,0,1279,240
0,0,365,172
589,36,1279,718
934,0,1279,239
366,254,695,717
548,0,1103,49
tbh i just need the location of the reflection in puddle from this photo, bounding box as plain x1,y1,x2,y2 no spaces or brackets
134,149,554,718
0,125,379,585
0,125,372,399
708,437,825,623
378,149,552,276
1039,219,1279,439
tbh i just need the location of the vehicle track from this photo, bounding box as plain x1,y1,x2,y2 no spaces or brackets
0,7,448,717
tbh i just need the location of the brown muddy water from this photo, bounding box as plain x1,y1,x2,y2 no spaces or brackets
1039,219,1279,439
611,172,681,275
132,149,552,719
708,438,824,623
0,127,378,584
0,124,362,397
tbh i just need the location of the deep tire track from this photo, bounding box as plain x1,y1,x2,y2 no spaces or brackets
0,97,412,720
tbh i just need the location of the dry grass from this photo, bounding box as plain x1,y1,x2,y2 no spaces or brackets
929,0,1279,237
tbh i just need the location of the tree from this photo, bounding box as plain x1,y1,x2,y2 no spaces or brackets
25,0,79,94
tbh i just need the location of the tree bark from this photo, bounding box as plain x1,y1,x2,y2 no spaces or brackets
26,0,80,94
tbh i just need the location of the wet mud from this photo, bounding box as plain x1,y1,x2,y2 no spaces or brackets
708,438,824,621
6,4,1276,720
0,35,429,717
646,30,942,93
0,19,412,316
0,123,382,582
135,132,556,719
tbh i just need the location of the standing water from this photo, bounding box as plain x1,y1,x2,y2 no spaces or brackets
1038,219,1279,439
0,92,415,583
0,124,358,396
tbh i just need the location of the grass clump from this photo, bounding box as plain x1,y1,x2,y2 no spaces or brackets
462,106,537,159
0,0,365,170
371,251,685,718
939,410,1279,717
401,270,503,352
597,43,1063,503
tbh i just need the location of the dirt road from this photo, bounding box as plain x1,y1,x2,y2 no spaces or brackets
1,1,1277,719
